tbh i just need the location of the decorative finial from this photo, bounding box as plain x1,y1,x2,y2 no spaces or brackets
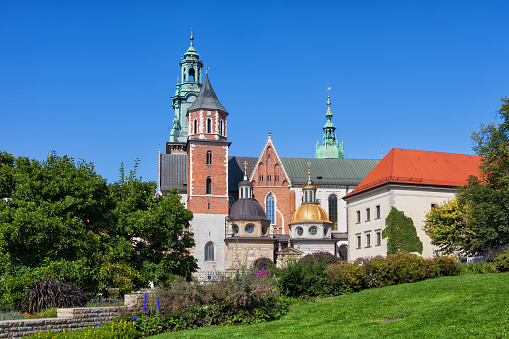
307,161,311,183
180,55,183,60
177,77,179,84
268,130,271,136
243,161,248,176
190,27,194,45
326,84,331,106
206,66,209,74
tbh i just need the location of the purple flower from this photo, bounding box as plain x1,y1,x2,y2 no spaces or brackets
130,315,138,322
157,297,161,313
143,293,148,312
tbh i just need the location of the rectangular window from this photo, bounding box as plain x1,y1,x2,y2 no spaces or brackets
356,211,361,223
366,233,371,247
356,234,361,249
376,230,381,246
366,208,371,221
376,205,380,219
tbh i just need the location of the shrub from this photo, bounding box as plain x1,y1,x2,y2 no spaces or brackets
277,254,333,297
324,262,363,295
300,251,338,266
25,319,138,339
434,256,461,276
461,261,497,274
252,257,275,271
124,267,289,336
494,248,509,272
21,279,88,314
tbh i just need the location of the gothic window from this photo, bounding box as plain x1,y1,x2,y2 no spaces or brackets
206,151,212,165
206,177,212,195
328,195,338,231
205,242,214,261
266,193,275,224
219,120,223,135
194,119,198,134
207,119,212,133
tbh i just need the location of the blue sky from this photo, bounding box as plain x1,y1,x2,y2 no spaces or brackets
1,1,508,184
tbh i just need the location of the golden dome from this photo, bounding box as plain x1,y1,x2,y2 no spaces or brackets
290,204,332,224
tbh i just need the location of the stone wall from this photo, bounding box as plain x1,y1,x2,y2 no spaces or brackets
0,307,122,338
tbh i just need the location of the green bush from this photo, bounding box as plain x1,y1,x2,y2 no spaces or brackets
25,319,138,338
434,256,461,276
461,261,497,274
494,248,509,272
324,262,363,295
277,252,338,297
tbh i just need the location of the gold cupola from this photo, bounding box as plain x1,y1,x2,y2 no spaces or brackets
290,161,332,224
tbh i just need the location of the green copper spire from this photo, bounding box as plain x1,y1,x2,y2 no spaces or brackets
315,93,345,159
169,31,204,143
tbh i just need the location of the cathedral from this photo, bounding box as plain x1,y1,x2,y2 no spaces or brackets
158,34,379,277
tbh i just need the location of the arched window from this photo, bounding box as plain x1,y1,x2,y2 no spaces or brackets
206,151,212,165
339,245,348,261
189,68,195,82
266,193,275,224
219,120,223,135
194,119,198,134
205,242,214,261
207,119,212,133
206,177,212,195
328,195,338,231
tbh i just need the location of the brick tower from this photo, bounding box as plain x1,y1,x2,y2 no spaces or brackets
186,73,230,272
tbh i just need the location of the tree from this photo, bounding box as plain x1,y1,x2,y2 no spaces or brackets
0,152,197,309
383,207,423,255
423,98,509,256
423,199,468,255
107,162,197,287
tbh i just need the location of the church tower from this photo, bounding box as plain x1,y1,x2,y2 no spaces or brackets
315,95,345,159
168,30,204,153
186,73,230,272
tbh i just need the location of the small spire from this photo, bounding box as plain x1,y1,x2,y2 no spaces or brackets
268,130,271,137
307,161,311,184
177,77,179,84
206,66,209,74
243,161,248,177
190,27,194,46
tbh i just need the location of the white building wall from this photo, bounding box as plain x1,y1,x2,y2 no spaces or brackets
191,213,227,272
346,184,457,261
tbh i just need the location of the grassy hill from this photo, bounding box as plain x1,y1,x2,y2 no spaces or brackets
151,273,509,339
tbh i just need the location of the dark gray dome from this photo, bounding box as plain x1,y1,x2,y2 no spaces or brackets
229,199,270,221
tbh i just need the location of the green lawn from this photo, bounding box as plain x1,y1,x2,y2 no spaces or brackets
150,273,509,339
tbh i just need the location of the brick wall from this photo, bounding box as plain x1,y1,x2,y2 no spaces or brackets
0,307,122,338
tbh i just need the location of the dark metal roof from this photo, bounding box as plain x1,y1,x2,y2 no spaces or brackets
229,198,270,221
280,158,380,186
228,156,257,192
160,154,187,193
188,74,228,113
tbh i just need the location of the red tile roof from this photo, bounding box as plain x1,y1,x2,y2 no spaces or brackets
343,148,481,199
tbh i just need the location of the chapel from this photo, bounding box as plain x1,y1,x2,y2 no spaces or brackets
158,34,380,277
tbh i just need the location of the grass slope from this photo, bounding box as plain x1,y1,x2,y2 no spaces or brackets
151,273,509,339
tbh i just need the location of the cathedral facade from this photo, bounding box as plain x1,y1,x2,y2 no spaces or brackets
158,35,379,275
